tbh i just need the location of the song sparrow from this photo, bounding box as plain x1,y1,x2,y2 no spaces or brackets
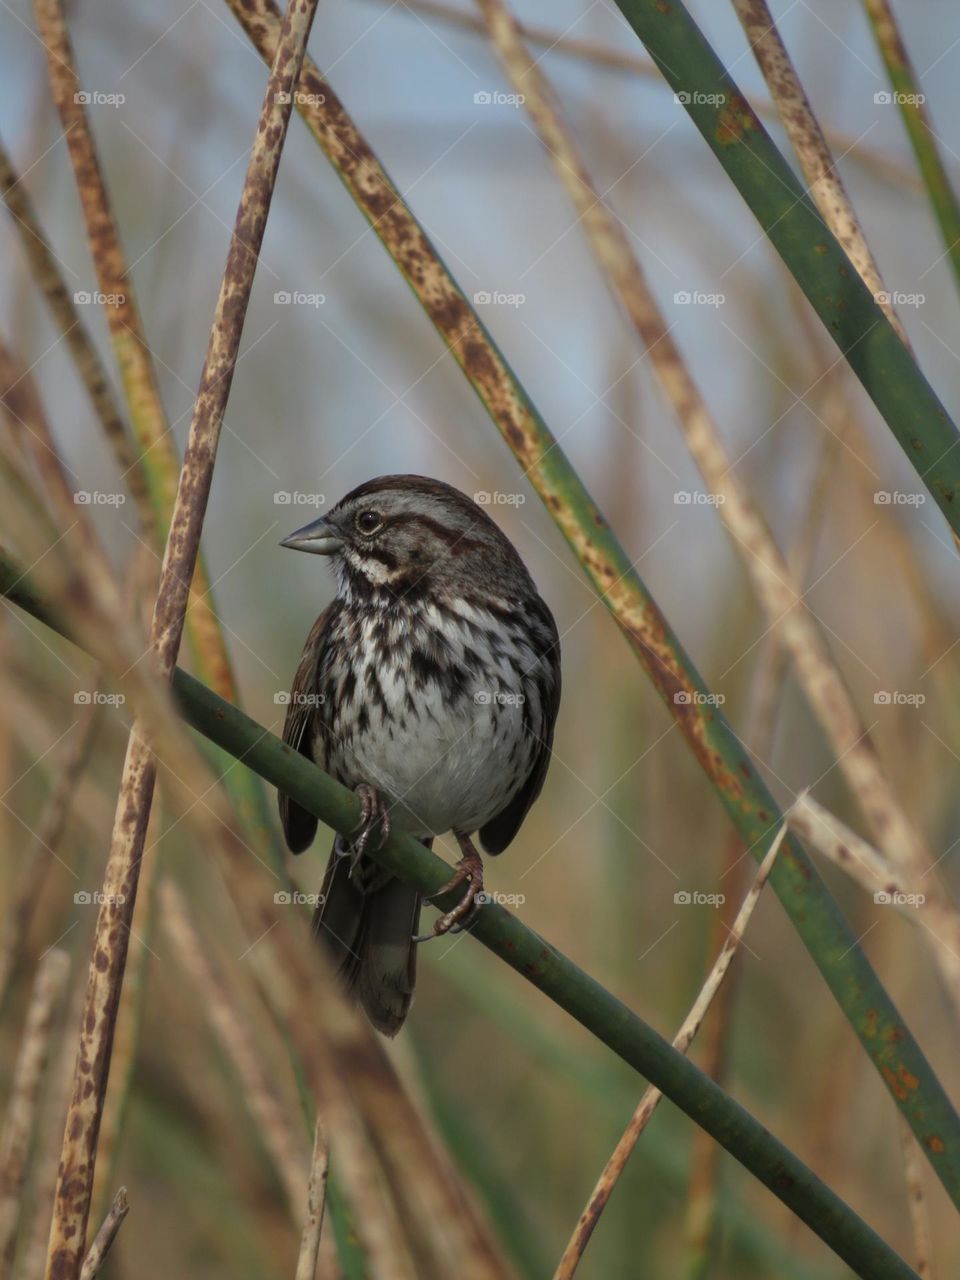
277,475,561,1035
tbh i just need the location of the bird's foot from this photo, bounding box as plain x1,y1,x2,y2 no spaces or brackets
342,784,391,878
416,834,484,941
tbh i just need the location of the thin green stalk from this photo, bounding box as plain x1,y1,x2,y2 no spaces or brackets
230,0,960,527
608,0,960,525
324,1176,367,1280
225,0,960,1203
375,0,928,194
862,0,960,296
0,556,930,1280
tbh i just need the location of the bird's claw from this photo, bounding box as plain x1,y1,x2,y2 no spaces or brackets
343,784,390,878
415,840,485,941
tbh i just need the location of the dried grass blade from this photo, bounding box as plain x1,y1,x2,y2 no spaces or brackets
552,825,786,1280
77,1189,128,1280
0,949,70,1277
36,0,320,1271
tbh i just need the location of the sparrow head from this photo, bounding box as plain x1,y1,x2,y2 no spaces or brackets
280,474,531,601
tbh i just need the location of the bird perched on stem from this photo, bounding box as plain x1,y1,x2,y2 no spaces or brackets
278,474,561,1034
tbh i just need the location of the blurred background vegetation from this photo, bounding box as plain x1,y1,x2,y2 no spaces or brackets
1,0,959,1276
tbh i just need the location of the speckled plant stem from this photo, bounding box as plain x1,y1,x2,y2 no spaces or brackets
35,1,319,1274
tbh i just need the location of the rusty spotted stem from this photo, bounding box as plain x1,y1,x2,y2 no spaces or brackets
38,1,319,1274
0,548,929,1280
220,0,960,1204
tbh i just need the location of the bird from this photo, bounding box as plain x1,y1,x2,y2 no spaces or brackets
277,474,561,1035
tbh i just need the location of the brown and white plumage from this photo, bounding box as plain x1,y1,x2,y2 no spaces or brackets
278,475,560,1034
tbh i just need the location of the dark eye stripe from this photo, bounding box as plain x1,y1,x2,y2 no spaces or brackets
389,512,486,553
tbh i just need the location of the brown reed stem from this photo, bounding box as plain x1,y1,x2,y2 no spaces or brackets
553,828,786,1278
35,0,319,1271
159,879,309,1221
30,5,237,699
295,1120,330,1280
0,949,70,1278
78,1188,128,1280
0,702,99,1010
474,0,945,972
730,0,907,342
385,0,923,193
0,138,155,539
898,1115,935,1280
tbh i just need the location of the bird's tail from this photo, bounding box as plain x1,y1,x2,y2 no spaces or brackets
313,839,425,1036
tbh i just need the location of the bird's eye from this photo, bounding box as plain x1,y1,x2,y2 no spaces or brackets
355,510,382,536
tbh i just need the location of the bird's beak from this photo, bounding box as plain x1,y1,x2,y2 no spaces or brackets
280,515,344,556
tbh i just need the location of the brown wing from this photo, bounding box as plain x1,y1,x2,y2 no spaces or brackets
279,603,336,854
479,599,561,855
